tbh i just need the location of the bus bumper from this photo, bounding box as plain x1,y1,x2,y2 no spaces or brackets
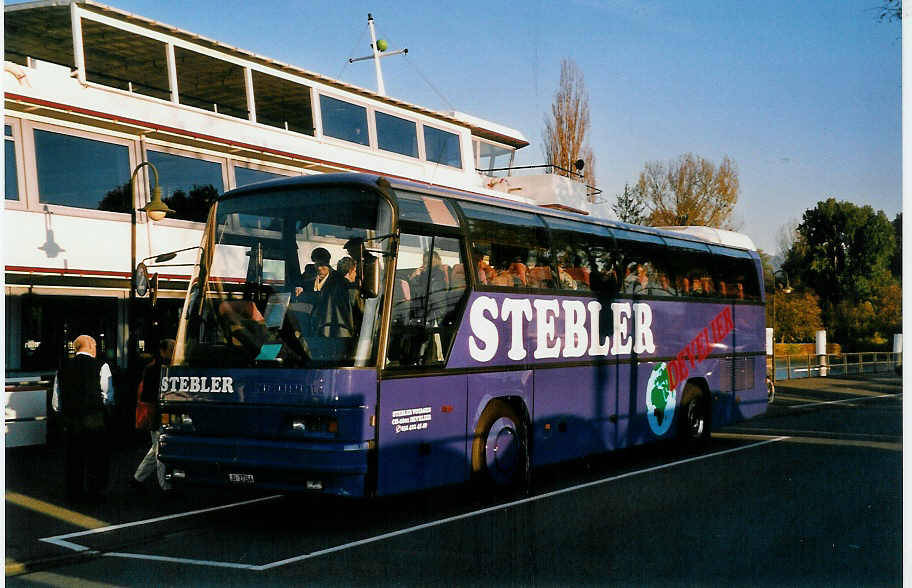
158,433,371,498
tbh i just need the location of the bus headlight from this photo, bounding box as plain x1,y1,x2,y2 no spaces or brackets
161,413,195,431
291,415,338,436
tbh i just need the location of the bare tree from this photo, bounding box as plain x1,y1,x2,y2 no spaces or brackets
635,153,740,228
776,218,799,259
543,59,596,198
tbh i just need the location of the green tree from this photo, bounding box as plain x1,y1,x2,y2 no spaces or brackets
783,198,898,348
612,183,645,224
634,153,740,228
890,212,902,278
784,198,895,307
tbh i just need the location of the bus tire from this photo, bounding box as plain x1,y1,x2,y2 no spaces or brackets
471,399,529,492
678,382,711,447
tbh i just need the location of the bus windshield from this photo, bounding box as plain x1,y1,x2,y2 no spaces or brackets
174,183,393,369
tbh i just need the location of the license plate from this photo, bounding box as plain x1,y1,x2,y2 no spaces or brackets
228,473,255,484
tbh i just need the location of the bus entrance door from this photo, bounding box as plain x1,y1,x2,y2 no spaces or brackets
376,375,468,496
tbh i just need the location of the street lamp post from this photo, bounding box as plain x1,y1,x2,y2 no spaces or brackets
770,269,792,381
128,161,173,377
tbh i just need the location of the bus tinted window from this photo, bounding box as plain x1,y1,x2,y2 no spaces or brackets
388,234,467,367
613,229,675,297
663,237,716,298
709,245,761,300
459,202,554,289
396,191,460,227
544,217,615,293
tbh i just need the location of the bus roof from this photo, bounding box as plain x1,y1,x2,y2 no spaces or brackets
220,173,757,254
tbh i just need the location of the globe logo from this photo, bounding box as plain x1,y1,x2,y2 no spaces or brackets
646,362,676,436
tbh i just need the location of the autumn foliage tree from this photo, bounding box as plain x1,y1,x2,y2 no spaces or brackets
543,59,596,196
782,198,900,350
767,290,824,343
634,153,740,228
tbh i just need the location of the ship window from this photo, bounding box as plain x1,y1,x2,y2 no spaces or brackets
81,20,170,101
320,95,369,146
147,150,225,223
251,70,315,136
175,47,248,119
424,126,461,168
376,112,418,158
34,129,131,212
5,125,19,201
477,141,513,176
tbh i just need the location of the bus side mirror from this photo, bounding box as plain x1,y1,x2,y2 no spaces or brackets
134,263,150,296
362,258,381,299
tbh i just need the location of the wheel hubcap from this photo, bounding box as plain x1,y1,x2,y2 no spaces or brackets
688,402,704,437
486,417,519,485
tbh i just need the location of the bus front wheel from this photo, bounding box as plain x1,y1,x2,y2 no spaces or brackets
471,400,529,491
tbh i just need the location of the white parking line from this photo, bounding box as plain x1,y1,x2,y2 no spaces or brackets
39,437,787,572
788,392,900,409
40,495,282,553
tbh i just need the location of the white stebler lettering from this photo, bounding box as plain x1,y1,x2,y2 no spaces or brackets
160,376,235,394
467,296,656,363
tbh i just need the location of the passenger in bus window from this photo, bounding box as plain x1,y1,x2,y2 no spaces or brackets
507,256,528,286
472,248,492,285
408,250,447,295
338,256,365,324
312,256,362,338
343,237,376,284
295,247,333,298
649,272,673,296
564,255,590,289
556,257,577,290
624,262,649,294
527,255,554,289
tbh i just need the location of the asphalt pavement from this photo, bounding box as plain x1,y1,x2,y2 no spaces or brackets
5,373,903,583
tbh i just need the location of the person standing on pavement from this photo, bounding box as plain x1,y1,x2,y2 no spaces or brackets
52,334,113,502
131,338,175,492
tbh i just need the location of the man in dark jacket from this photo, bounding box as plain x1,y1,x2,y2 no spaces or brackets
57,334,110,502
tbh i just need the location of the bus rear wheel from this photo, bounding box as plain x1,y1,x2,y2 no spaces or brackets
471,400,529,491
678,383,711,447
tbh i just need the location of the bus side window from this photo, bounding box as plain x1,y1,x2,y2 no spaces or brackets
613,229,666,297
459,202,553,291
388,233,467,368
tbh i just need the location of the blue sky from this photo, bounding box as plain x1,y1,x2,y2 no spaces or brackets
20,0,900,253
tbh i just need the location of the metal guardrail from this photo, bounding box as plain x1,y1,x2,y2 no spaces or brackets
768,352,902,381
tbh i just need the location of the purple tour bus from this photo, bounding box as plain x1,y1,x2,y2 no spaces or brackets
157,173,767,497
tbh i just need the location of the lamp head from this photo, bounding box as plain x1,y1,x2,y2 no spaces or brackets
144,184,174,221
